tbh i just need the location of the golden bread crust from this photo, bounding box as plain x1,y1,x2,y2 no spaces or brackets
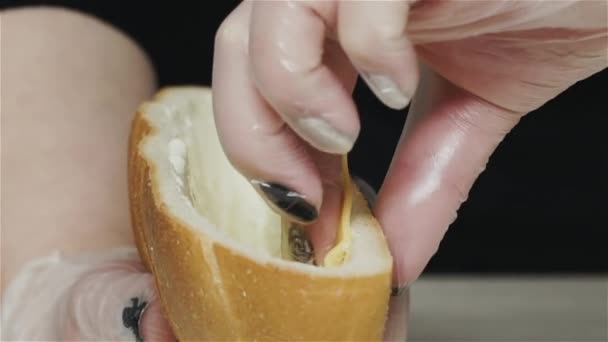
127,87,392,341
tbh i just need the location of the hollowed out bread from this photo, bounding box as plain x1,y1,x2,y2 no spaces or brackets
127,86,393,341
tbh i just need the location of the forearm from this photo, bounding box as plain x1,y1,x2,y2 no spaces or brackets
1,6,156,294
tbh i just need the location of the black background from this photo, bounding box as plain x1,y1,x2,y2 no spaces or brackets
3,1,607,275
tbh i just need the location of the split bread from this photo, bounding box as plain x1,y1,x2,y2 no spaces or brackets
127,86,394,341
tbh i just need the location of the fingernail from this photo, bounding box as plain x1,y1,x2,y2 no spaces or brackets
283,222,315,264
294,117,355,154
122,297,148,342
391,285,410,297
251,180,318,224
359,72,410,110
352,176,377,209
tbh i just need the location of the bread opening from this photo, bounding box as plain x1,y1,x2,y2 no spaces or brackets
169,104,287,261
183,104,355,266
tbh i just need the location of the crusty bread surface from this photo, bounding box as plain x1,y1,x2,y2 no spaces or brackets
128,87,393,341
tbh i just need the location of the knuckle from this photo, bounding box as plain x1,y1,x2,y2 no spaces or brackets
340,25,408,62
374,23,408,44
214,16,248,49
447,101,520,138
340,29,374,59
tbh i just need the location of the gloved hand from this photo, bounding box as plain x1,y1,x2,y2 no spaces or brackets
1,248,175,341
210,0,608,294
1,243,408,341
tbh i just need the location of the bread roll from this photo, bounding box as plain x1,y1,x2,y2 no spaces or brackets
127,86,393,341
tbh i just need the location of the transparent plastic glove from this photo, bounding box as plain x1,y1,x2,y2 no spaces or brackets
1,243,406,341
1,248,175,341
211,0,608,292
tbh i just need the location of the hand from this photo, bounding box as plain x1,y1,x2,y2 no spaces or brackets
211,0,607,296
1,249,175,341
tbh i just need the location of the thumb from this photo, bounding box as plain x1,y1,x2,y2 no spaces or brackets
61,259,175,341
375,67,522,290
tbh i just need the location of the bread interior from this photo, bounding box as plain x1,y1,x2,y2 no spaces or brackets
139,88,392,275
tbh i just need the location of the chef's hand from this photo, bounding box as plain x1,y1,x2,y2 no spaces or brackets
1,250,175,341
211,0,607,292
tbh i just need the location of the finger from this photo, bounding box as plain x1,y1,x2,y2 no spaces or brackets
213,0,359,251
304,39,360,261
375,67,522,289
306,151,343,262
212,2,323,224
338,0,418,110
249,1,360,154
140,300,175,341
62,260,175,341
383,290,410,342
